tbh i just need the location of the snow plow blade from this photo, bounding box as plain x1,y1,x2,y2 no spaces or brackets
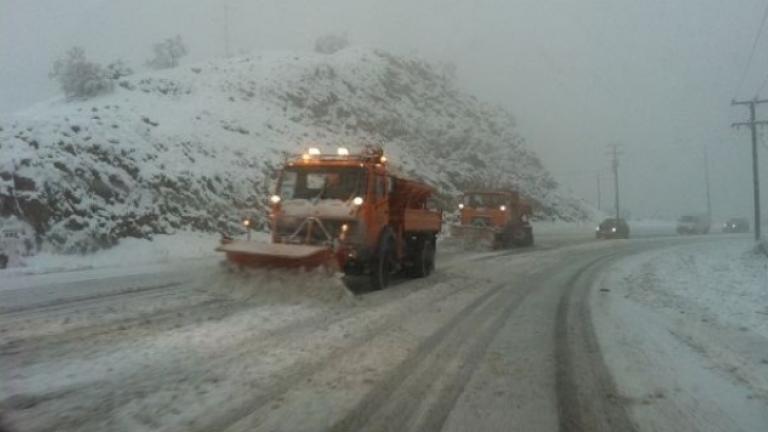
216,240,336,270
449,224,496,242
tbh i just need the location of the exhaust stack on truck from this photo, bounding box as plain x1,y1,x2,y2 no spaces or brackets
217,146,442,290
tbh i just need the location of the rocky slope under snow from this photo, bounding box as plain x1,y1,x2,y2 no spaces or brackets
0,47,588,253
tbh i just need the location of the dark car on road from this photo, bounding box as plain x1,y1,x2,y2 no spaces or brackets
596,218,630,239
722,217,749,233
677,215,710,235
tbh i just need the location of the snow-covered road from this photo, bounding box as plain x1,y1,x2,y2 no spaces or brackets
1,230,756,432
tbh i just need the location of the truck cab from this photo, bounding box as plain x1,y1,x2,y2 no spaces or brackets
452,190,533,248
220,146,442,290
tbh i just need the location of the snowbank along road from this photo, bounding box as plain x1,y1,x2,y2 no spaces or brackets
0,230,755,431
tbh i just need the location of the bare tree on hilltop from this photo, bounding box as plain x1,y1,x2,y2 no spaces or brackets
49,47,114,99
106,59,134,80
146,35,188,69
315,33,349,54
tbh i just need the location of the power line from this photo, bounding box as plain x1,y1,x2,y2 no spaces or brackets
734,1,768,98
758,69,768,96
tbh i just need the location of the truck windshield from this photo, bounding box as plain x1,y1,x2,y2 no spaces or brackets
280,167,367,201
463,194,508,208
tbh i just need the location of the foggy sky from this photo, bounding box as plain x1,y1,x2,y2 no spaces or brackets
2,0,767,221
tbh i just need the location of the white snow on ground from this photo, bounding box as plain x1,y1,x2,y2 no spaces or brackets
593,238,768,432
533,221,598,236
534,219,677,239
0,231,267,279
626,218,677,232
0,227,608,432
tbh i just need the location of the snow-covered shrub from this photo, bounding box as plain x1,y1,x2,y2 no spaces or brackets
146,35,188,69
106,60,134,80
49,47,114,99
314,33,349,54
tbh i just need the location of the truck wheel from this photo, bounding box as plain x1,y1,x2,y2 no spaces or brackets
370,231,396,290
515,228,534,247
408,236,435,278
498,231,512,249
0,254,7,269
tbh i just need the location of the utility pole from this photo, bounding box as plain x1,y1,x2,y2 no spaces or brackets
596,173,602,212
608,144,622,221
703,145,712,224
731,98,768,241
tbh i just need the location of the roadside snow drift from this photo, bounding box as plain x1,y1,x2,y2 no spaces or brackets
0,47,587,253
593,239,768,432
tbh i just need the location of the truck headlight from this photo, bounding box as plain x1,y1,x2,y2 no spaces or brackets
499,205,507,211
352,197,364,206
270,195,281,204
611,227,617,232
458,203,464,209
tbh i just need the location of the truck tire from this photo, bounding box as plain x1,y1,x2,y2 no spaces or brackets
497,231,511,249
0,254,7,269
370,229,396,290
407,235,435,278
515,227,534,247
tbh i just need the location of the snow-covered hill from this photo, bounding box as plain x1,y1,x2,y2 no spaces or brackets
0,47,588,253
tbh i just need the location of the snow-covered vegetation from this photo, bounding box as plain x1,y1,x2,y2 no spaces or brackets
0,47,587,254
145,35,188,70
315,33,350,54
49,47,114,99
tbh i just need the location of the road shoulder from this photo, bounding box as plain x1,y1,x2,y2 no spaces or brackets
591,239,768,432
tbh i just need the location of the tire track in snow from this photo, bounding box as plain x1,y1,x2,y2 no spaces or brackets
3,273,479,432
327,277,538,432
194,275,489,432
554,252,637,432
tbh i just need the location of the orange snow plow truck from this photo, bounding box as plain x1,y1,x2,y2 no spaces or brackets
450,190,533,248
217,146,442,290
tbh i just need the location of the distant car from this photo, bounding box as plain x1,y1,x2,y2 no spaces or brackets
596,218,630,239
677,215,709,235
722,217,749,233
